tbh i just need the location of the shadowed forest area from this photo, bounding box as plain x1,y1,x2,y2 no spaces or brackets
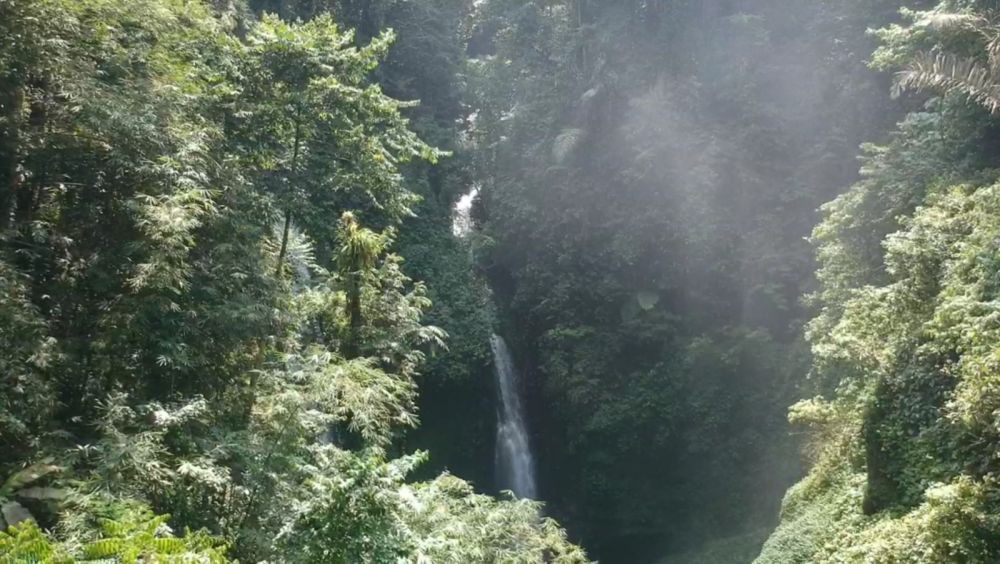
4,0,1000,562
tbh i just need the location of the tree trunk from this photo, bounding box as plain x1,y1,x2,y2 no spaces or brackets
274,117,301,278
14,96,45,229
0,86,23,232
275,209,291,277
345,269,362,359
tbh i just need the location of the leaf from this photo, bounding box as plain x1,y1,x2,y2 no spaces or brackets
915,12,986,32
83,538,124,558
894,50,1000,114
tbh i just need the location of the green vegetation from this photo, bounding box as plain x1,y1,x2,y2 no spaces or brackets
0,0,583,561
759,2,1000,561
7,0,1000,562
465,0,909,560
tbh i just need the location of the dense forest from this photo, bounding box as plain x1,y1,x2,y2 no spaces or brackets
4,0,1000,562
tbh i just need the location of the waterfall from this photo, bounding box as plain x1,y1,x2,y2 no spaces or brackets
452,186,479,238
491,334,538,499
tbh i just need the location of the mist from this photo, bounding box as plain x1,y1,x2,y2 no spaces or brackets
461,1,904,560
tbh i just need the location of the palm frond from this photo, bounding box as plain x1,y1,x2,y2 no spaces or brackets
552,128,584,163
988,33,1000,75
893,50,1000,114
915,11,987,32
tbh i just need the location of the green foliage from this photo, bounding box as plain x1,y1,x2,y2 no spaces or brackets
882,6,1000,114
259,0,502,487
81,507,227,563
0,258,57,462
0,506,226,564
279,449,415,563
405,474,589,563
821,477,1000,562
466,0,907,558
0,521,71,563
0,0,586,562
759,3,1000,561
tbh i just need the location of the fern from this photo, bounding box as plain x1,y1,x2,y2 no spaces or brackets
81,509,227,562
83,538,125,559
0,521,71,563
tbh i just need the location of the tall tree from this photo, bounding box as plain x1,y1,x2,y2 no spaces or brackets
0,1,586,561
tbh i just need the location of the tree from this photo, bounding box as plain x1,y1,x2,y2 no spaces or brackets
759,2,1000,561
0,1,586,561
891,8,1000,113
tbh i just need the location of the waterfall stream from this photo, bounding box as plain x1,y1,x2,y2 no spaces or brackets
452,189,538,499
451,186,479,238
491,334,538,499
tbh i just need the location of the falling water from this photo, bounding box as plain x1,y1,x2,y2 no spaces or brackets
452,186,479,238
491,334,538,499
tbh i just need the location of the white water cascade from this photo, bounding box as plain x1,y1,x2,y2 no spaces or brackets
491,334,538,499
451,186,479,238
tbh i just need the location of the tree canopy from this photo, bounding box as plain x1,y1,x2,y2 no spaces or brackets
0,0,585,561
